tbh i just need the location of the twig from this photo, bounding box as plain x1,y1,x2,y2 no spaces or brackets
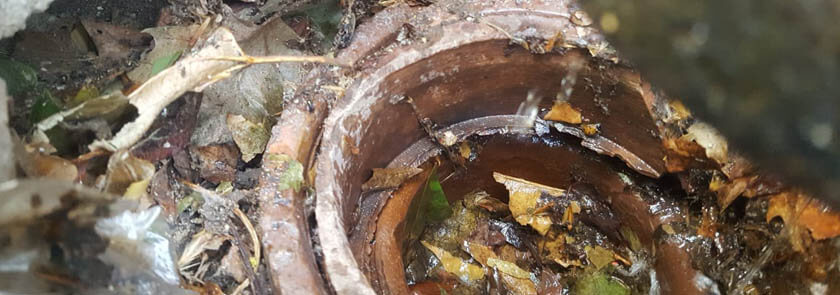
231,278,251,295
481,20,529,50
233,207,261,270
209,55,350,67
231,222,266,295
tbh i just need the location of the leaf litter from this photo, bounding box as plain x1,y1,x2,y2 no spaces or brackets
0,0,353,293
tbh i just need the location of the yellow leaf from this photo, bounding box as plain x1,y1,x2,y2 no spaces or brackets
123,179,151,199
459,142,472,159
487,258,531,279
543,101,582,124
493,172,563,235
465,242,536,295
585,245,615,269
422,241,485,282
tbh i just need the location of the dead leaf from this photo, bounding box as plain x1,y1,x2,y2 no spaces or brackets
697,205,717,238
473,191,509,213
81,20,152,59
421,241,485,282
459,141,472,159
192,143,239,184
20,145,77,181
84,27,342,152
543,101,582,124
540,236,580,268
683,123,728,165
767,192,840,251
494,172,563,235
487,258,532,279
585,245,615,269
464,242,537,295
226,114,270,162
361,167,423,191
178,230,230,270
581,123,600,136
664,100,692,123
128,25,199,83
463,241,496,265
561,201,581,230
103,150,155,195
711,175,755,210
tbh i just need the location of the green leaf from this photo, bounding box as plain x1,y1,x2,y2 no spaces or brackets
0,58,39,96
423,170,451,222
150,50,182,76
264,154,304,192
29,90,60,124
574,271,630,295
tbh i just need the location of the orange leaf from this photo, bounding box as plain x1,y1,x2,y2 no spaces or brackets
543,101,582,124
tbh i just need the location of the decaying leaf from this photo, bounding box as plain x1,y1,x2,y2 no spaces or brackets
361,167,423,191
20,144,77,181
543,101,582,124
561,201,581,230
463,241,495,265
263,153,304,192
464,242,537,295
84,27,342,152
421,241,485,282
82,27,241,151
178,230,230,270
494,172,563,235
487,258,532,279
226,114,270,162
123,179,151,199
581,123,600,136
619,227,642,252
710,174,757,210
584,245,615,270
767,192,840,251
126,25,198,84
103,150,156,195
473,191,509,213
664,100,692,123
683,123,728,165
540,236,582,268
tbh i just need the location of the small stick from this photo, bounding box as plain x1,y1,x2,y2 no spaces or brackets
208,55,350,67
233,207,261,270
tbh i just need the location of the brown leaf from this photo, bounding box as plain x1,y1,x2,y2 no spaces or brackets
103,150,155,195
543,101,582,124
767,192,840,251
82,20,152,59
494,172,564,235
191,143,239,184
361,167,423,191
561,201,581,230
21,146,78,181
473,191,509,213
710,175,754,210
696,205,717,238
